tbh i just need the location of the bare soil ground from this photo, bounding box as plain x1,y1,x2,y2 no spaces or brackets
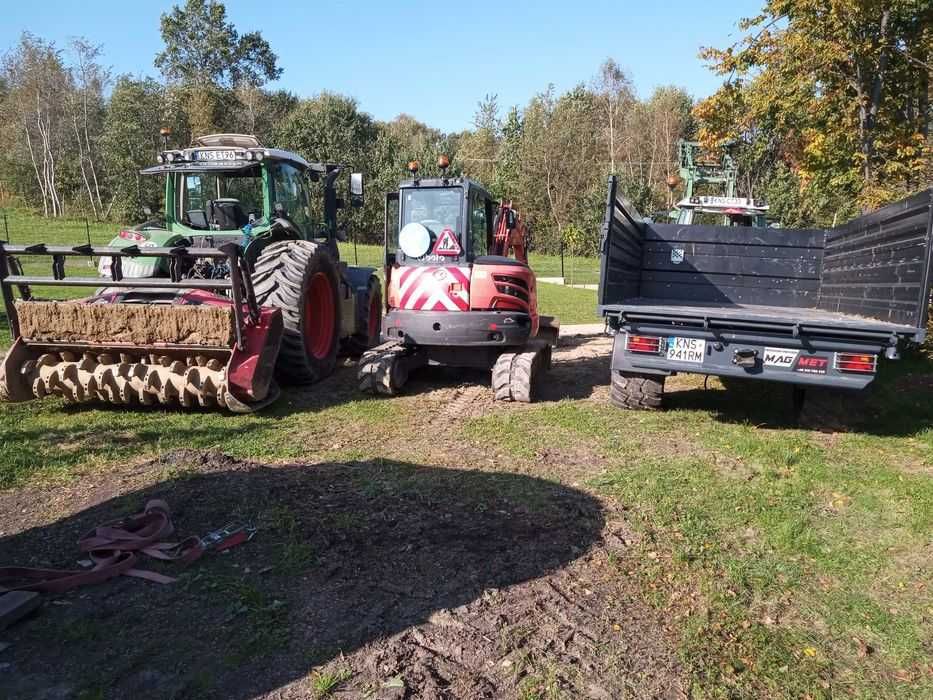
0,333,686,699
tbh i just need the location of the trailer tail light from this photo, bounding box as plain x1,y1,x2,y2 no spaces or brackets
835,352,877,373
625,334,663,354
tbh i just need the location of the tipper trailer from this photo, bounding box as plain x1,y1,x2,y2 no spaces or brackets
598,176,933,409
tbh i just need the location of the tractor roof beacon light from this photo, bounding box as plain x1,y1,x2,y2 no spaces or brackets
159,126,172,150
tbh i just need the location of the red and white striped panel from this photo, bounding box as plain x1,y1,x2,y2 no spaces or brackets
397,266,471,311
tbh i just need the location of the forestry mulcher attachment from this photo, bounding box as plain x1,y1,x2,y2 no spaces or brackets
0,133,381,412
358,158,558,401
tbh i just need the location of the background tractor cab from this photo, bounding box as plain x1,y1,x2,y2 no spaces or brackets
359,158,558,402
667,140,770,228
674,195,770,227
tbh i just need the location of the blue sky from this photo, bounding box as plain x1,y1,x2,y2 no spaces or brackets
1,0,762,133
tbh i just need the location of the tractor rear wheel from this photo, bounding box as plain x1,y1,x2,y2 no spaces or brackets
252,240,340,384
609,371,664,410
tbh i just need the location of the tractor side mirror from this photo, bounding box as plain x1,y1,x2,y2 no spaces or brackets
349,172,364,208
336,226,348,242
143,205,153,217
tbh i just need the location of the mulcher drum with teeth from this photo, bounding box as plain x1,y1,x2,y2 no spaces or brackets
0,244,283,413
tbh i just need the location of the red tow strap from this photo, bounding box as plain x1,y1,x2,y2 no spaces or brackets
0,500,206,594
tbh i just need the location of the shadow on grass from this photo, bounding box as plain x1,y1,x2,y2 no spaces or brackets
666,350,933,436
0,455,604,700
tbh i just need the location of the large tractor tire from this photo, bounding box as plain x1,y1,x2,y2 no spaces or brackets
251,240,341,384
610,371,665,410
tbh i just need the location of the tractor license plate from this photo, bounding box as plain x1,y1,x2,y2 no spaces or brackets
666,337,706,363
195,150,237,162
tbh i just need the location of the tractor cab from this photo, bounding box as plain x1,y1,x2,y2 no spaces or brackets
102,133,364,278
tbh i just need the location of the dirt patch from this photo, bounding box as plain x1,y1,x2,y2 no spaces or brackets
16,300,235,346
540,334,612,403
0,452,683,700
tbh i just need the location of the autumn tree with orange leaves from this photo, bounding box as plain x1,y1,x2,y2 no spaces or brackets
695,0,931,224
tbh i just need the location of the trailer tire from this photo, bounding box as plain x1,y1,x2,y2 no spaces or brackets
610,371,664,410
252,240,341,384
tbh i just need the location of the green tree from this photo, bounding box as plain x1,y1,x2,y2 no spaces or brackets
590,58,634,174
273,92,383,240
456,94,500,192
0,34,75,216
155,0,282,136
154,0,281,88
100,77,187,222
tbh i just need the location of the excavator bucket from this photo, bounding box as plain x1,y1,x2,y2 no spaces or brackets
0,242,282,412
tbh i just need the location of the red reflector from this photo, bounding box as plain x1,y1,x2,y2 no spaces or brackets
118,230,146,242
626,334,662,354
488,322,498,331
835,353,876,373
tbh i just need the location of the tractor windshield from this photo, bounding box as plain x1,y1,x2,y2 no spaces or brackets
401,187,462,236
175,167,265,231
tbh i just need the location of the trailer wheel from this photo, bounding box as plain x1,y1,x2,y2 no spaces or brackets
610,371,664,410
252,240,340,384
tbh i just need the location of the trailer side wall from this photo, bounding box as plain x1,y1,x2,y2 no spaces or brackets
818,189,933,328
597,176,643,306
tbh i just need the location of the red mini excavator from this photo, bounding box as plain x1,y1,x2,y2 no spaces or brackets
358,157,559,401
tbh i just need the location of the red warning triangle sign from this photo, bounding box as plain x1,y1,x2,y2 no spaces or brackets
432,228,462,256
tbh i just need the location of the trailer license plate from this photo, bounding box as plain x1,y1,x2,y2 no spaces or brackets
666,337,706,363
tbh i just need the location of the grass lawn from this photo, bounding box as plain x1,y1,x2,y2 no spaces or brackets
466,352,933,698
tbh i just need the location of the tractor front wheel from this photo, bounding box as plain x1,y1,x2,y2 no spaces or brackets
252,240,341,384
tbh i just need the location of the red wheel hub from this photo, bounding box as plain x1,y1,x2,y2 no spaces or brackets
304,272,335,360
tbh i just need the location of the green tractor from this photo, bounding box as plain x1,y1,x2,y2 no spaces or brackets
669,140,770,228
0,133,381,411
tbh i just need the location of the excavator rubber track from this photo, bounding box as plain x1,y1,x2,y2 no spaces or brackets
491,341,551,403
357,341,420,395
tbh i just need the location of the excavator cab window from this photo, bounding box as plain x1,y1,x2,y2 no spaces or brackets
469,188,488,256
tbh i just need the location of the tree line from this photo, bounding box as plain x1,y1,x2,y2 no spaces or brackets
0,0,929,255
